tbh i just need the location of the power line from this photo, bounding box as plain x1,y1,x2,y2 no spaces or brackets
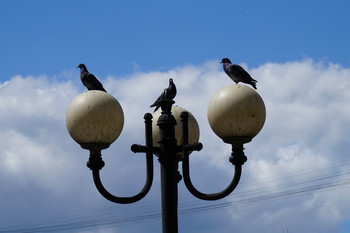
1,159,350,232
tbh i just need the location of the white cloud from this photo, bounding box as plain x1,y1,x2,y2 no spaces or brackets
0,59,349,232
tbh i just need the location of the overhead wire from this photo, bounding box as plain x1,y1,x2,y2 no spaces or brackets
1,158,350,232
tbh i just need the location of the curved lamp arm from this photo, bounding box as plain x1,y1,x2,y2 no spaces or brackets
87,113,154,204
180,112,247,201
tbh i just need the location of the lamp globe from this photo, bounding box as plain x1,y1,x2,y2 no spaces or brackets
66,91,124,150
207,84,266,145
152,105,200,156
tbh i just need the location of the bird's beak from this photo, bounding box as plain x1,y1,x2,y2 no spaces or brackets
220,61,223,64
77,65,80,68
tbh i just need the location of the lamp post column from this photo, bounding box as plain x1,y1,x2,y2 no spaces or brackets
157,100,179,233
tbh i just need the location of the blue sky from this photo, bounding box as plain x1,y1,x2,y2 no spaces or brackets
1,0,350,79
0,1,350,233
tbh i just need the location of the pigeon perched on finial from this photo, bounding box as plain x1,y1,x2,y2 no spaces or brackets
77,64,107,92
150,78,177,112
221,58,257,89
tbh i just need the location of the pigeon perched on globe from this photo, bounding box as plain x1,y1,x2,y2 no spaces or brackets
150,78,177,112
77,64,107,92
221,58,257,89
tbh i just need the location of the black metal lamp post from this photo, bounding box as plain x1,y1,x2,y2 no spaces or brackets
66,84,266,233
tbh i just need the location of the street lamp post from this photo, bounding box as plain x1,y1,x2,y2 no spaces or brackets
66,84,266,233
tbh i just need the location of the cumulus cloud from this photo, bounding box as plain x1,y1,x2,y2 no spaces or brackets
230,60,350,233
0,59,349,232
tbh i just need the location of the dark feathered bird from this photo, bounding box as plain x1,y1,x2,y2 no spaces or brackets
221,58,257,89
77,64,107,92
150,78,177,112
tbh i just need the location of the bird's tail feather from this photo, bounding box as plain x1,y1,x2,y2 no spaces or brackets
251,82,257,89
153,106,160,112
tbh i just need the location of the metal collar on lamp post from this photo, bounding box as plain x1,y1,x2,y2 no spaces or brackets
65,83,266,233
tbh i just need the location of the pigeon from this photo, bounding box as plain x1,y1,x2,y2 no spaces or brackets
150,78,177,112
77,64,107,92
221,58,257,89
